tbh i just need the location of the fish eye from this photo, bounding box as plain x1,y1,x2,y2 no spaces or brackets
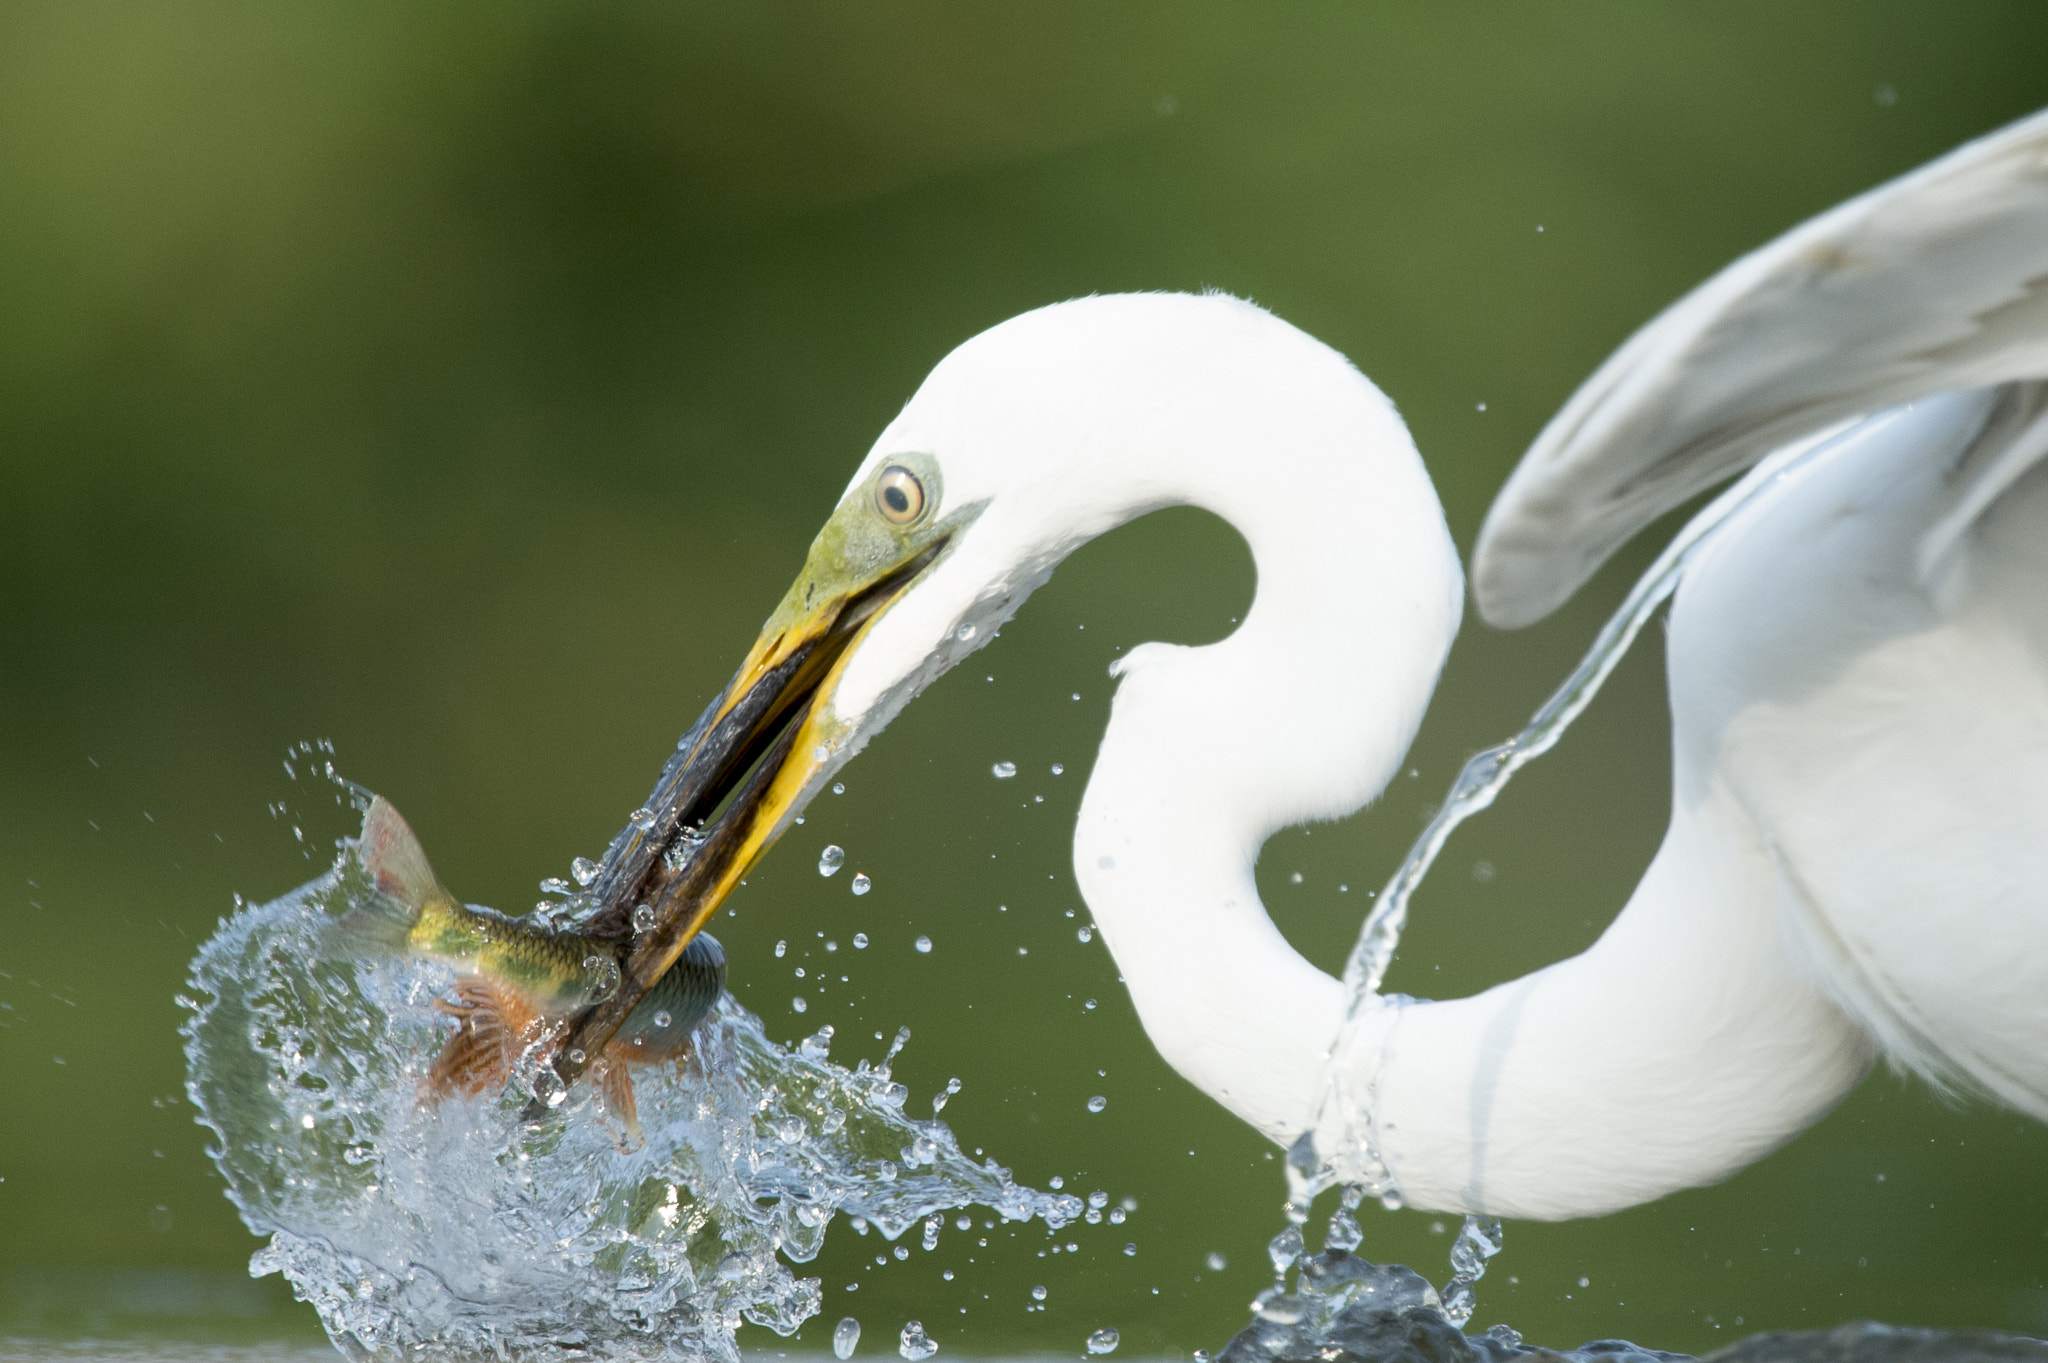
875,466,926,525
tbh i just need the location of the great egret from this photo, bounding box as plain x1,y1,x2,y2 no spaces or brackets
540,108,2048,1223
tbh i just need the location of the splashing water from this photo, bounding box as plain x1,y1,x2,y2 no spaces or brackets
898,1320,937,1360
180,816,1080,1363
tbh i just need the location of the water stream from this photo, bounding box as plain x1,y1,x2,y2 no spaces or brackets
1229,437,1853,1362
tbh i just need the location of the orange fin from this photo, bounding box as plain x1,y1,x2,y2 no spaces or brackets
596,1056,644,1151
422,977,540,1105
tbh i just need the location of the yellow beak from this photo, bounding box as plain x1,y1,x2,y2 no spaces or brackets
530,539,942,1112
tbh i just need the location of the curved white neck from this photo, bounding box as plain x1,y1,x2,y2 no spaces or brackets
1070,407,1460,1143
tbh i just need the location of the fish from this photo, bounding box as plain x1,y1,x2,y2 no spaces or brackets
340,795,725,1144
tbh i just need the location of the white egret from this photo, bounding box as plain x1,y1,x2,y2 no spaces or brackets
545,108,2048,1224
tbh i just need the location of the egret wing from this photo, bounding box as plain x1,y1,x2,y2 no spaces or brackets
1473,105,2048,628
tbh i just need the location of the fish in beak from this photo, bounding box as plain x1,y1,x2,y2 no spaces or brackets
529,454,964,1115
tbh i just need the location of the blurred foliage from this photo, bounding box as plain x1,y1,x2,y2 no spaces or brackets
1,1,2045,1356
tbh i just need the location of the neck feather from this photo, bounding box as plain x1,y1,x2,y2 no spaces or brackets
1071,392,1460,1142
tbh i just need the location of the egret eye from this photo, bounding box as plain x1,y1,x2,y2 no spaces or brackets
875,466,926,524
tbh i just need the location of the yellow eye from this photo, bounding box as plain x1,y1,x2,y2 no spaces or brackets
875,465,926,524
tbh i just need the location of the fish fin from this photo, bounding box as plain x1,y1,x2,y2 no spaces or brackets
359,796,454,917
422,977,539,1105
597,1056,643,1151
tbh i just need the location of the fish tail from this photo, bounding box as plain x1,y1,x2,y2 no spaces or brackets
359,796,450,915
333,797,449,952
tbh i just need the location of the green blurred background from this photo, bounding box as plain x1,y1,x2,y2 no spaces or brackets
3,1,2047,1356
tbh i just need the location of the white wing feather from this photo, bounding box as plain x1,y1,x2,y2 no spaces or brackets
1473,106,2048,628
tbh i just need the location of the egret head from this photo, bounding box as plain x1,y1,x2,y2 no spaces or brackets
547,290,1457,1111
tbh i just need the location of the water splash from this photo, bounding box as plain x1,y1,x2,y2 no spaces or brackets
1214,1247,1688,1363
898,1320,937,1360
180,826,1080,1363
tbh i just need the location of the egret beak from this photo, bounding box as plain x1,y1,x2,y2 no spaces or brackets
528,535,946,1113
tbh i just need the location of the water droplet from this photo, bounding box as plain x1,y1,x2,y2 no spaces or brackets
819,845,845,876
1087,1329,1120,1355
1087,1095,1106,1113
956,624,977,642
898,1321,936,1361
631,903,656,934
570,857,600,887
582,954,621,1003
1122,1243,1136,1256
1048,1175,1063,1189
923,1214,942,1251
851,873,871,896
1050,763,1064,776
991,762,1016,779
1267,1226,1303,1274
1578,1276,1590,1288
1108,1207,1125,1224
1205,1251,1227,1271
567,1048,586,1065
1289,871,1303,884
1083,998,1097,1011
775,940,788,958
853,933,869,949
1077,926,1093,944
825,939,838,953
1030,1285,1048,1302
653,1010,672,1028
832,782,846,795
629,807,657,831
1088,1190,1108,1209
793,997,809,1013
834,1317,861,1360
914,935,932,954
